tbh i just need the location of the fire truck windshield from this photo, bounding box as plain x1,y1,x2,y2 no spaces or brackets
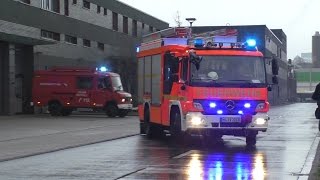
190,55,266,87
111,76,123,91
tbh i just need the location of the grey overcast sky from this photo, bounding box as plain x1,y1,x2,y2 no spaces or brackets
118,0,320,60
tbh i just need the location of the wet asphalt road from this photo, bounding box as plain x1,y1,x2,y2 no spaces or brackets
0,103,318,180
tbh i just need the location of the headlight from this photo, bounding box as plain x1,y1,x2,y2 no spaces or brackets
121,98,125,103
191,116,202,126
255,118,266,125
186,112,206,127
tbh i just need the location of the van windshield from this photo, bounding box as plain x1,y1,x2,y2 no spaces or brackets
111,76,123,91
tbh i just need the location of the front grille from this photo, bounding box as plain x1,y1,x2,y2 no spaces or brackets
194,99,264,115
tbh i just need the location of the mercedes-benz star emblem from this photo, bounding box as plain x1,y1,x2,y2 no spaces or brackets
225,100,235,110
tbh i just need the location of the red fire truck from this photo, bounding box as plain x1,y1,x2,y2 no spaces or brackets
32,67,133,117
137,27,278,146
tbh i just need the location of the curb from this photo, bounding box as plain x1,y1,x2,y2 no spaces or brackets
0,133,139,163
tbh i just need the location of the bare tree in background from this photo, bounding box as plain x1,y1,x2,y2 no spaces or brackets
174,11,182,27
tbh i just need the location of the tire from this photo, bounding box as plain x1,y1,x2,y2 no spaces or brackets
246,133,257,147
118,110,129,117
61,109,72,116
144,109,155,139
140,122,146,134
48,102,62,116
106,104,118,117
318,120,320,131
170,109,182,139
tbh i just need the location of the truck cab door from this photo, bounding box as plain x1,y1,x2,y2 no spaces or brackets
92,77,112,108
74,76,94,108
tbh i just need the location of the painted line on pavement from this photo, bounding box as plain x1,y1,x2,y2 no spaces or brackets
0,134,139,163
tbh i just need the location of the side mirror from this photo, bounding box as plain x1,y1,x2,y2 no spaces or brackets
267,85,272,91
272,76,278,85
272,58,279,75
190,52,202,70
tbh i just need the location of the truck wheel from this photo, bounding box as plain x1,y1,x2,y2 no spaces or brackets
170,109,182,139
246,133,257,147
118,110,129,117
144,109,154,139
140,122,146,134
48,102,62,116
106,104,118,117
61,109,72,116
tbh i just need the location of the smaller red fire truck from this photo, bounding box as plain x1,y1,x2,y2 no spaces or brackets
32,67,133,117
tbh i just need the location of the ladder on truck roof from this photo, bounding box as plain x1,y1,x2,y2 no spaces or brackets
50,67,96,73
140,27,191,51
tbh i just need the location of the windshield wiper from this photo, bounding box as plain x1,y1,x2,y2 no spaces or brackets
225,79,252,83
191,78,223,87
223,80,261,87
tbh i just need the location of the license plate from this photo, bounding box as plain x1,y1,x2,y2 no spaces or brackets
220,117,241,123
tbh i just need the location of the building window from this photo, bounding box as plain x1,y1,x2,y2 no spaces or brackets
149,26,153,33
98,42,104,51
142,23,145,29
83,0,90,9
20,0,30,4
112,12,118,31
132,20,137,37
83,39,91,47
123,16,128,34
77,77,93,89
104,8,107,15
64,0,69,16
41,0,60,13
65,35,77,44
72,0,76,4
41,30,60,41
97,5,101,13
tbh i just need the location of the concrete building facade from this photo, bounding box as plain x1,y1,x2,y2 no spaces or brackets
0,0,169,115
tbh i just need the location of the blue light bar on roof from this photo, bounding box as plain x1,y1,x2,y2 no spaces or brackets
194,38,204,47
246,39,257,47
99,66,108,72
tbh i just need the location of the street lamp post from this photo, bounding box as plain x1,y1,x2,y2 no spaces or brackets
185,18,196,27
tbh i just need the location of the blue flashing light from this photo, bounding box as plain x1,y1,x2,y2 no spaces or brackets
217,110,223,115
209,102,217,108
136,47,140,53
99,66,108,72
194,38,204,47
246,39,256,47
238,110,244,115
244,103,251,108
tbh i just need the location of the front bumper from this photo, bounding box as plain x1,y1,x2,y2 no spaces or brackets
183,112,269,132
117,103,133,110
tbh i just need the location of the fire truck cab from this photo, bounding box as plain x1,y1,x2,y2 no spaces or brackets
137,27,271,146
32,67,133,117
